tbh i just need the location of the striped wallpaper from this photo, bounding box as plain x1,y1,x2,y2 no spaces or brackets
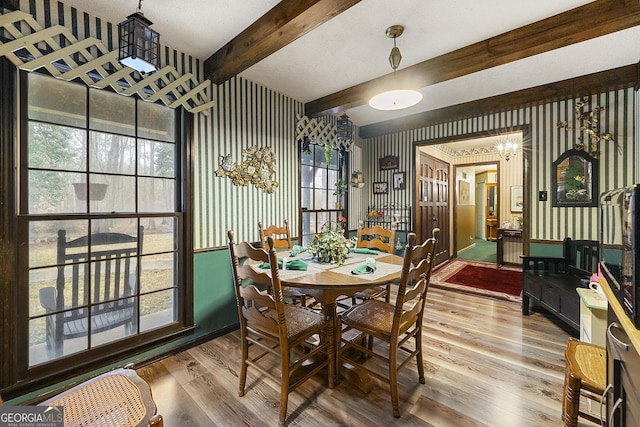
16,1,637,248
365,89,636,242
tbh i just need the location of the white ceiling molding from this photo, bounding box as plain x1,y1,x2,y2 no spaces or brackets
296,114,352,151
0,10,215,115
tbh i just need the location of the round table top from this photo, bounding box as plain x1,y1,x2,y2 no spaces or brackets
267,250,404,291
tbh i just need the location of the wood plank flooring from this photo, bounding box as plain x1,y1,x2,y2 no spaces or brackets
137,287,599,426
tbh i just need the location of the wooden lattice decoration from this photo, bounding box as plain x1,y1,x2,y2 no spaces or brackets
296,114,353,151
0,10,214,114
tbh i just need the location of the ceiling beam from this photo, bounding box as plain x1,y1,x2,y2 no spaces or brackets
359,63,639,139
204,0,362,84
306,0,640,117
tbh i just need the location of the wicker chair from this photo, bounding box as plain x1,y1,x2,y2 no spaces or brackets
0,365,162,426
561,337,606,426
228,231,333,426
339,229,439,418
350,219,397,304
258,219,309,306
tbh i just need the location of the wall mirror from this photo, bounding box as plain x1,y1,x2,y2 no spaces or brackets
552,149,598,207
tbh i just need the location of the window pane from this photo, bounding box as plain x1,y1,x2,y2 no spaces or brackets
89,88,135,136
90,132,135,174
139,177,175,212
138,101,175,142
314,145,326,167
32,309,89,362
138,140,175,178
302,148,314,166
140,253,176,292
140,217,177,254
29,220,89,268
301,188,311,210
92,218,139,236
89,174,136,213
28,73,86,128
314,189,328,210
28,123,86,171
140,290,176,332
91,298,137,347
328,169,338,190
314,168,327,188
29,170,86,214
301,165,313,187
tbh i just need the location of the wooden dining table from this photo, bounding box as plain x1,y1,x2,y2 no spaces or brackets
254,249,404,391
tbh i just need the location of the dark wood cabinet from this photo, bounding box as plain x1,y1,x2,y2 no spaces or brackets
496,228,522,266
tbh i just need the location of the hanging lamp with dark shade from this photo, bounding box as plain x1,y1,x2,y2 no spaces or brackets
118,0,160,74
337,113,353,142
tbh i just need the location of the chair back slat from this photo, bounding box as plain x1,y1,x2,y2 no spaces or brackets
356,220,396,253
228,231,286,337
393,229,440,333
258,220,292,250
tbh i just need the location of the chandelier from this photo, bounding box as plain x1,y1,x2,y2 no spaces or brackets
369,25,423,111
118,0,160,74
497,136,518,161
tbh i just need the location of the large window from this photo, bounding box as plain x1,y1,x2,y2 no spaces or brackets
20,72,189,372
300,144,346,245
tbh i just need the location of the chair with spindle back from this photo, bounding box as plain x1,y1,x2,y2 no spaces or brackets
39,226,143,357
258,219,310,306
350,219,397,304
339,229,440,418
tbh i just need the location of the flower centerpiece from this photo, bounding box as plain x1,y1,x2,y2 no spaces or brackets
307,216,356,265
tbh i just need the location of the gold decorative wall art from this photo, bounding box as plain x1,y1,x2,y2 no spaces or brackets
215,146,278,193
556,97,617,158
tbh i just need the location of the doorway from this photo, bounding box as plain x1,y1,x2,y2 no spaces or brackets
415,130,525,266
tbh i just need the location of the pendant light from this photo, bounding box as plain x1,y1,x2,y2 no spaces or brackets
369,25,423,111
118,0,160,74
337,113,353,142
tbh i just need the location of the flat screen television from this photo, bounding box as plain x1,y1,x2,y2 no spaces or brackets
600,185,640,327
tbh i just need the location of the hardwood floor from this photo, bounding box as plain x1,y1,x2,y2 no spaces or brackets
137,288,598,426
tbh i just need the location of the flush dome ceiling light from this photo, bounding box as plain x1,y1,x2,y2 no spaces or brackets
369,25,423,111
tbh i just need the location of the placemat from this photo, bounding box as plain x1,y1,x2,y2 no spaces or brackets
330,261,401,281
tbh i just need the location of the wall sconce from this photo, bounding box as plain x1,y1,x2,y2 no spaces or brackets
118,0,160,74
215,146,279,193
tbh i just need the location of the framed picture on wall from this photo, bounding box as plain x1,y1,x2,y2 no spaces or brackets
551,149,598,207
379,155,399,170
511,185,523,212
373,181,388,194
458,180,470,205
393,172,406,190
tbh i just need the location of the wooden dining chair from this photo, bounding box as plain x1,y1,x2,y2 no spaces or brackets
350,219,397,304
227,231,333,427
258,219,309,306
339,229,440,418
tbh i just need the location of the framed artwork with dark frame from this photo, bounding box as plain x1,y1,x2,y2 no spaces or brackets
552,148,599,207
373,181,388,194
393,172,406,190
379,155,399,170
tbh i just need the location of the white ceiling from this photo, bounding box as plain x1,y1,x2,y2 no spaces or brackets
59,0,640,128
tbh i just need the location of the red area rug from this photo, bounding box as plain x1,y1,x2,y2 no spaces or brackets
430,260,523,303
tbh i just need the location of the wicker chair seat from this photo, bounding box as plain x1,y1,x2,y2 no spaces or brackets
352,286,387,301
263,305,327,341
561,337,606,426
